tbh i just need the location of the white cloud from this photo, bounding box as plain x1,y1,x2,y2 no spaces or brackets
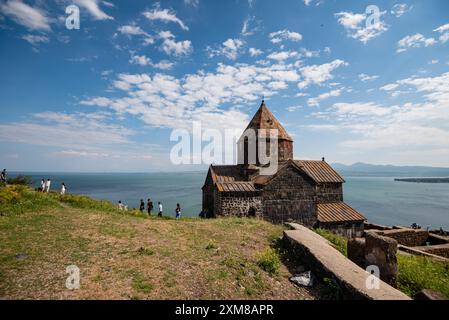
208,38,244,60
434,23,449,43
267,51,298,61
307,89,342,107
159,31,193,56
380,83,399,91
391,4,412,18
309,71,449,159
396,33,437,53
248,47,263,57
241,16,260,37
269,29,302,44
143,7,188,31
359,73,379,82
335,11,388,43
80,62,302,132
298,59,348,89
74,0,113,20
0,111,133,150
21,34,49,46
0,0,51,31
129,53,174,70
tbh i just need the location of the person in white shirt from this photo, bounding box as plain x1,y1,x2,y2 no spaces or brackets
118,201,124,210
45,179,51,193
158,202,163,217
41,178,45,192
60,183,66,195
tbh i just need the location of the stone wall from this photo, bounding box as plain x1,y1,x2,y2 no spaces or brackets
219,193,263,217
412,244,449,258
262,166,316,225
319,221,364,238
375,229,429,247
365,231,398,286
315,183,343,203
284,223,410,300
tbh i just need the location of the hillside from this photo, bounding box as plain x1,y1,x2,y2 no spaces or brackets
0,185,317,300
332,162,449,177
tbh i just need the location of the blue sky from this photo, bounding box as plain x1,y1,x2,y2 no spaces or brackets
1,0,449,172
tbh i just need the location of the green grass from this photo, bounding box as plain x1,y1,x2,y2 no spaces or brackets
256,248,281,275
0,189,314,300
397,254,449,298
314,228,347,256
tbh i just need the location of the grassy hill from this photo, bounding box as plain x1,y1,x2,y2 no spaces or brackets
0,185,317,300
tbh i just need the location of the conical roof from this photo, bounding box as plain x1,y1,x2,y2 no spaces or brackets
243,100,293,141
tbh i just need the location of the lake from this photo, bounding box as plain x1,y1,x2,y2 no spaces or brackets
10,172,449,229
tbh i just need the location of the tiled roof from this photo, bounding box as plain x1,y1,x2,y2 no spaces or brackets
242,101,293,141
210,165,244,183
295,160,345,183
317,202,366,223
216,182,258,193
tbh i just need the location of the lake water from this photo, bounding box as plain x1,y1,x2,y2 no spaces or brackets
10,172,449,229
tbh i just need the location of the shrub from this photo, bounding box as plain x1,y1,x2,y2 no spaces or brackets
397,254,449,298
0,185,60,215
314,228,347,256
256,248,281,275
7,175,33,186
0,186,22,204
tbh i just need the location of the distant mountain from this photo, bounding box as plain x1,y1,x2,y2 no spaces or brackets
331,162,449,177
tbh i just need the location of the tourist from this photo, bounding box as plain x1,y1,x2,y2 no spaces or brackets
118,201,124,210
175,203,181,220
139,199,145,213
60,182,66,196
147,199,153,216
158,202,163,217
0,169,6,184
40,178,46,192
45,179,51,193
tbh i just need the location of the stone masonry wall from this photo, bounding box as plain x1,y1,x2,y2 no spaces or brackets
219,194,263,217
315,183,343,203
263,166,316,226
375,229,429,247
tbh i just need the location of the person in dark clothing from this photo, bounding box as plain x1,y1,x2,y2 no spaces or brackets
139,199,145,213
1,169,7,184
147,199,153,216
175,203,181,220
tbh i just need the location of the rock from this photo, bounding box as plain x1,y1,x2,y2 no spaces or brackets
347,238,366,268
365,231,398,286
414,289,447,300
15,253,28,261
290,271,315,287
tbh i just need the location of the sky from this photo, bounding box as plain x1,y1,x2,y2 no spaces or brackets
1,0,449,172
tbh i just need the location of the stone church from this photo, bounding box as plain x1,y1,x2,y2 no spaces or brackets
202,101,366,238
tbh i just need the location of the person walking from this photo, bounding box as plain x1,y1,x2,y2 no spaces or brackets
175,203,181,220
60,182,66,195
41,178,46,192
147,199,153,216
139,199,145,213
158,202,163,217
45,179,51,193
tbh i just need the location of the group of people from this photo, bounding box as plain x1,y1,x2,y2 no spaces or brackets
119,199,182,219
40,178,67,195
